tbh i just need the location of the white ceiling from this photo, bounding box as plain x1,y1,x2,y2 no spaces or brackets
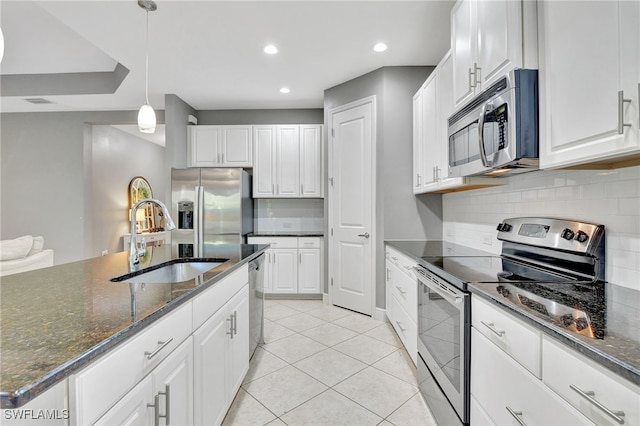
0,0,454,113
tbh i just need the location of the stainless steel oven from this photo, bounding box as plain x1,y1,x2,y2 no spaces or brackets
414,266,470,426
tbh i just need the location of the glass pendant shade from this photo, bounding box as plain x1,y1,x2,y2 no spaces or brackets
138,103,156,133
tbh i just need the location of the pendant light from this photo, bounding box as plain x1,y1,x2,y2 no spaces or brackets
138,0,157,134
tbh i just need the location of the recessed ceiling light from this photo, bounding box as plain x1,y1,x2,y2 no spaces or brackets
263,45,278,55
373,42,388,53
280,87,291,94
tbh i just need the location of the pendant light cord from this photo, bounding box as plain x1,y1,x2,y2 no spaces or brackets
145,9,150,105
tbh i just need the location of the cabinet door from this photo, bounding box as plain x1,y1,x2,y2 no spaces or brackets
94,377,153,426
421,73,439,191
228,286,250,395
221,125,252,167
476,0,522,90
451,0,477,108
193,305,231,425
276,126,300,197
299,125,323,197
412,90,425,193
539,0,640,169
271,248,298,293
253,126,277,197
190,126,222,167
298,249,321,293
152,338,193,426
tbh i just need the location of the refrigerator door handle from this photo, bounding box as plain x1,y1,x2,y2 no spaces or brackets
198,186,205,245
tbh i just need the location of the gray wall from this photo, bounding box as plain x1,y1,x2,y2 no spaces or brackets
324,66,443,310
0,110,165,265
91,125,165,257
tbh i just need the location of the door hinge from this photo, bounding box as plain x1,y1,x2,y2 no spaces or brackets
331,228,333,236
331,128,335,137
331,278,334,286
329,177,334,186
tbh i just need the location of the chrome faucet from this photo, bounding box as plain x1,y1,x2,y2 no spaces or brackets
129,198,176,269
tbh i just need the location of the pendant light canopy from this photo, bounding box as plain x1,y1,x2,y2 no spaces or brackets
138,1,157,134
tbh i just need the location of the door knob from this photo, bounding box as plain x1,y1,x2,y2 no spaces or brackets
357,232,370,238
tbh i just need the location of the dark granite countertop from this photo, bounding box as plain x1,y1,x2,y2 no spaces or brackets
0,243,268,408
248,231,324,237
385,240,640,386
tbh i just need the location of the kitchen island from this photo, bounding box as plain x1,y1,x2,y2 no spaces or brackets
0,243,267,411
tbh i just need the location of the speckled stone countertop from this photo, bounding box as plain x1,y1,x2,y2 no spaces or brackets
0,243,268,408
248,231,324,237
386,240,640,386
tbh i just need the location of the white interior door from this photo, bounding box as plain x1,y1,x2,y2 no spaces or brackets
329,98,374,316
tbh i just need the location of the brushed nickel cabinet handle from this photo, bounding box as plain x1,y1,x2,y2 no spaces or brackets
481,321,505,337
618,90,632,134
474,62,482,86
145,338,174,360
570,384,625,424
395,320,406,333
506,407,526,426
395,285,406,296
469,67,476,90
227,314,234,338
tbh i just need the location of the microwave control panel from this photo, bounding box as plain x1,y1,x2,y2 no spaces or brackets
485,103,508,150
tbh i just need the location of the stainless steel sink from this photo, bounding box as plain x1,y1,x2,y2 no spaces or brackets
111,260,226,284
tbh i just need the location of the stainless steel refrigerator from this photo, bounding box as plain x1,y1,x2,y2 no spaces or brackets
171,168,253,257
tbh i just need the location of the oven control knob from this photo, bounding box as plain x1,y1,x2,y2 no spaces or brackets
574,317,589,331
561,228,575,240
560,313,574,327
575,231,589,243
497,223,512,232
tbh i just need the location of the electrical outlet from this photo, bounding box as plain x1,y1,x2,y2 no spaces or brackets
101,249,108,256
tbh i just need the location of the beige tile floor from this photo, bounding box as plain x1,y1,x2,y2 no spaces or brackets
222,299,438,426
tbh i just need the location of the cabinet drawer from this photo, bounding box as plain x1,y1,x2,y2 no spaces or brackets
542,336,639,426
472,329,592,426
247,237,297,249
386,246,417,278
298,237,321,249
472,296,541,377
70,301,193,425
387,293,417,365
193,264,249,329
387,262,417,321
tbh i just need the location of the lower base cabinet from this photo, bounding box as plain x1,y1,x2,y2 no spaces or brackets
95,337,194,425
193,285,249,425
471,329,592,425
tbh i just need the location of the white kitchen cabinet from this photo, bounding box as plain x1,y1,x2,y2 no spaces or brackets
385,246,417,365
538,0,640,169
299,125,323,197
253,125,323,198
298,248,321,294
271,248,298,294
188,125,253,168
94,337,193,426
276,126,300,197
542,336,639,426
193,285,249,426
413,51,499,194
451,0,537,108
71,302,193,425
247,237,323,295
253,125,277,197
471,329,593,426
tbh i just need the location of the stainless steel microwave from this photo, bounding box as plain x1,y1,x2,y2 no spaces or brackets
447,69,538,177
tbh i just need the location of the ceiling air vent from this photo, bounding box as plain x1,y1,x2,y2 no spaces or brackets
24,98,55,104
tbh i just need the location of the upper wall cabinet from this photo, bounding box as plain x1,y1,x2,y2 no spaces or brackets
188,125,253,168
253,125,323,198
451,0,538,108
538,0,640,169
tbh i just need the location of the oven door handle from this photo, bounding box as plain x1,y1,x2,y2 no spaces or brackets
414,267,464,305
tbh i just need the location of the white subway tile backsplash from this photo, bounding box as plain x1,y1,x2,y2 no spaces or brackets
443,165,640,290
